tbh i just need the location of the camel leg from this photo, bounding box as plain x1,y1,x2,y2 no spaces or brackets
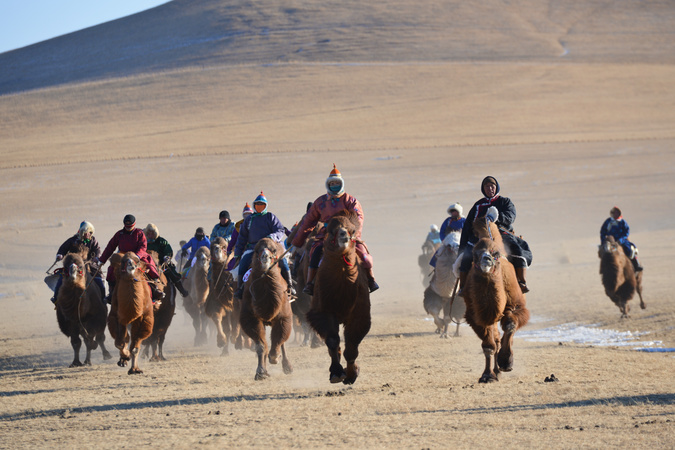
96,332,113,361
149,339,160,362
269,315,292,368
342,313,371,385
254,333,269,381
479,324,499,383
220,315,232,356
454,322,461,337
432,313,444,334
69,334,83,367
128,346,143,375
157,333,167,361
83,336,95,366
280,343,293,375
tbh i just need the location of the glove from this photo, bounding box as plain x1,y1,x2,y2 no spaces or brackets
91,256,100,265
486,206,499,223
163,256,171,263
180,249,188,257
56,254,63,261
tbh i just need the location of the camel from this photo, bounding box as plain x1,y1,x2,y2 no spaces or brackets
55,253,112,367
418,242,439,288
599,236,645,318
306,211,371,385
107,252,154,374
423,232,465,338
204,237,239,356
182,246,210,346
141,251,176,361
239,238,294,380
288,223,322,348
462,213,530,383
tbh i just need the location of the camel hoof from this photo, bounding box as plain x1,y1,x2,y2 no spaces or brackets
479,373,499,383
435,328,441,334
220,347,229,357
268,355,279,365
254,371,269,381
69,361,83,368
498,351,514,372
102,351,113,360
84,360,92,366
149,356,159,362
283,361,293,375
117,358,129,367
128,368,143,375
330,373,347,384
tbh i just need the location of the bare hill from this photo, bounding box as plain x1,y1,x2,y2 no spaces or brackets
2,0,675,95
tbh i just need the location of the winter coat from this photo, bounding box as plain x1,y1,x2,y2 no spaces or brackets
99,228,159,280
600,217,631,248
234,212,286,257
439,217,466,242
291,193,363,248
210,221,235,241
459,195,516,252
57,234,101,261
181,236,211,257
147,236,173,263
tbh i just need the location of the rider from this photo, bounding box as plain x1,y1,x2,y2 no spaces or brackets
51,221,105,303
210,210,235,242
440,203,466,242
180,227,211,267
226,203,254,270
96,214,165,302
291,164,379,295
457,176,532,294
425,225,441,249
600,206,643,272
233,192,294,299
144,223,189,297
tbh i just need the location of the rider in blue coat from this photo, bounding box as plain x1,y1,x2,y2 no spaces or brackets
600,206,643,272
234,191,294,298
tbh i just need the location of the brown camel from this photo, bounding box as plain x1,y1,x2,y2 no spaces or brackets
205,237,239,356
288,223,322,348
463,214,530,383
418,241,440,288
55,253,112,367
306,211,371,385
423,232,464,338
141,251,176,362
182,246,210,346
239,238,293,380
107,252,154,374
599,236,645,318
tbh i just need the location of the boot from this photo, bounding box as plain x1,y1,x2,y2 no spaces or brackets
235,283,244,299
632,257,643,272
366,268,379,293
281,267,296,296
105,281,116,304
457,271,468,297
174,279,189,297
149,282,165,301
515,267,529,294
302,267,316,295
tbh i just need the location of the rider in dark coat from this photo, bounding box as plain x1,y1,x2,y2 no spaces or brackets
458,176,532,294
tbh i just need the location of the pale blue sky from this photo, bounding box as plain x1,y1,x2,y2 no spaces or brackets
0,0,169,54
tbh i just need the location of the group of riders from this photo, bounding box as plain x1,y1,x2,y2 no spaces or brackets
424,176,643,298
49,164,380,307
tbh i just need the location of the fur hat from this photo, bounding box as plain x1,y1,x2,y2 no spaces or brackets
78,221,95,238
326,163,345,197
447,203,463,216
144,223,159,239
481,176,500,198
219,210,230,220
430,224,439,233
195,227,205,238
242,203,253,216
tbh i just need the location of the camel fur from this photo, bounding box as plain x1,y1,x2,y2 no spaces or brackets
205,237,240,355
463,214,530,383
55,253,112,367
141,250,176,362
182,246,210,346
239,238,293,380
306,210,371,385
599,235,645,318
289,223,322,348
107,252,154,374
423,231,464,337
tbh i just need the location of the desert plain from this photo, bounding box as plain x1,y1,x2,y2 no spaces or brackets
1,0,674,448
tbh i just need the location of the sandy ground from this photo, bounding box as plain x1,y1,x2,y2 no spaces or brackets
2,0,675,448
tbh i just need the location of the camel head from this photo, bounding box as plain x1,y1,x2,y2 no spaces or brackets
602,235,620,254
121,252,143,277
325,211,358,253
254,238,282,273
63,253,86,282
473,239,503,274
210,237,227,264
194,247,211,271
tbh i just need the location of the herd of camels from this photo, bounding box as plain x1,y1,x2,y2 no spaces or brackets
49,209,645,384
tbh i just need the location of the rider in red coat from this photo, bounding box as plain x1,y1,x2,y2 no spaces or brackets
291,164,378,294
96,214,163,301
